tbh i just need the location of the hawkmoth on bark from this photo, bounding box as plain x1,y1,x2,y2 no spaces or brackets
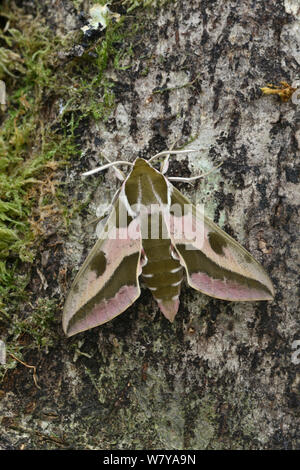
63,151,274,337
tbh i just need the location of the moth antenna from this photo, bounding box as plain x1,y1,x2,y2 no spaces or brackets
168,162,223,184
148,149,198,163
82,161,133,177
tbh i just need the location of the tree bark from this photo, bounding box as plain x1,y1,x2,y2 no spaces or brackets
1,0,299,450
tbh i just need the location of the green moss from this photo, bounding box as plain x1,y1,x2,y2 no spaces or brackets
0,0,160,379
0,4,79,371
0,6,70,311
0,298,58,381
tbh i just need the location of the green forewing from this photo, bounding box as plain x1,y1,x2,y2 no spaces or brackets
62,197,142,337
168,186,274,301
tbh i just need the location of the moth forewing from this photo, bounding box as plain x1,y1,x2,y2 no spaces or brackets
168,185,274,301
62,195,143,337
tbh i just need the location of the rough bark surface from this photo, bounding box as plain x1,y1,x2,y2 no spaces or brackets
1,0,300,449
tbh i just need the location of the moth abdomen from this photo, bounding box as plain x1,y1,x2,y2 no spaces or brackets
141,235,184,321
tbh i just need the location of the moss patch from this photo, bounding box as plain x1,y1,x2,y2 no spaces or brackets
0,0,146,378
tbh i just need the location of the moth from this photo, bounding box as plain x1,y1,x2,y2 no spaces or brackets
63,150,274,337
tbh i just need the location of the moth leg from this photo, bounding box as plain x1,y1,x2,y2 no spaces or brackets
101,155,126,182
167,162,223,184
160,141,177,174
160,154,169,174
159,142,196,174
